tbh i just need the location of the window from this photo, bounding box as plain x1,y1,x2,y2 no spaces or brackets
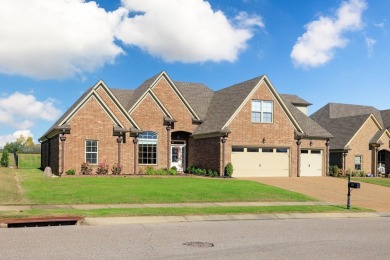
138,131,157,164
85,140,98,164
276,148,288,153
311,150,321,154
301,149,309,154
247,147,259,152
354,156,362,170
232,147,244,152
262,148,273,153
252,100,273,123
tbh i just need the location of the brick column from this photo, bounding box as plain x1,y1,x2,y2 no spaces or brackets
220,136,227,176
166,125,171,169
325,139,330,176
59,134,66,177
133,136,138,175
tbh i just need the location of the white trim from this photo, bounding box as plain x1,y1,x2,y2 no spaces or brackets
59,80,140,129
85,139,98,165
128,71,200,120
222,76,303,132
345,114,382,148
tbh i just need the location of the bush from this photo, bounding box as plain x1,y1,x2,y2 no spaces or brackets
111,163,122,175
80,162,92,175
96,162,109,175
145,166,155,175
225,162,233,177
0,150,9,167
329,165,339,177
66,169,76,175
169,167,178,175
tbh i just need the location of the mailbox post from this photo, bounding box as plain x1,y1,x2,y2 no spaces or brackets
347,174,360,209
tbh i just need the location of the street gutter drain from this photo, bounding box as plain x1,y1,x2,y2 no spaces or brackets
182,241,214,248
1,217,83,228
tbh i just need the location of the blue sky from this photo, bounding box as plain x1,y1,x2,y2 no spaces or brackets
0,0,388,146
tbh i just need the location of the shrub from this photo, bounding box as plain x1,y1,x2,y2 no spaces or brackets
328,165,337,177
96,162,109,175
66,169,76,175
111,163,122,175
80,162,92,175
145,166,155,175
225,162,233,177
0,150,9,167
169,167,178,175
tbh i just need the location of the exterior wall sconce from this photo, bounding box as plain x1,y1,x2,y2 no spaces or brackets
309,141,313,146
262,137,266,144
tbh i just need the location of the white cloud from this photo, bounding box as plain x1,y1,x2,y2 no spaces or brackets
291,0,367,68
0,0,126,79
0,92,61,129
365,36,376,57
116,0,263,63
0,0,263,78
0,130,33,148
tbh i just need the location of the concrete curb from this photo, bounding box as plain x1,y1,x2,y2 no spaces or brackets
81,212,390,226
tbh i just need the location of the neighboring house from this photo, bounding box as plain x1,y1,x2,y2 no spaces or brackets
39,71,332,177
311,103,390,175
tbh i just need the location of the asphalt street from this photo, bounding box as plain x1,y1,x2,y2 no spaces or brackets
1,217,389,259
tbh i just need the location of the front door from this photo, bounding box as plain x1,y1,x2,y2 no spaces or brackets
171,143,186,172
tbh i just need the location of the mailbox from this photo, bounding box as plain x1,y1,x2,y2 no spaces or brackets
348,182,360,189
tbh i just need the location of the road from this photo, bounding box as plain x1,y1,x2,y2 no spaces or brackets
1,218,389,259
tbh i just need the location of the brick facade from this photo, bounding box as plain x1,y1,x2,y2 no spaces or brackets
41,73,330,177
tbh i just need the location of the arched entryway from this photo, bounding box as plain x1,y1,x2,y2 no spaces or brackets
378,149,390,175
171,131,191,172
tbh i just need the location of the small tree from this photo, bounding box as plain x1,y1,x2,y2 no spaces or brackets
225,162,233,177
0,150,9,167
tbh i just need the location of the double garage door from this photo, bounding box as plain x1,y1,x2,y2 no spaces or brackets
232,147,290,177
231,147,323,177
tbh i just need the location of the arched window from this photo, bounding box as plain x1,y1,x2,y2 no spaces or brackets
138,131,157,165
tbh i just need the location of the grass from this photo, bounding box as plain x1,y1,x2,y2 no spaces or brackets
18,154,41,169
0,205,368,220
352,177,390,187
0,168,26,204
17,169,315,205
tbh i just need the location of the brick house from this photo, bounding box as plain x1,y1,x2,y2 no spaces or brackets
311,103,390,176
39,71,332,177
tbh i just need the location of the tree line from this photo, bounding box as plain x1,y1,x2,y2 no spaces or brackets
0,135,41,168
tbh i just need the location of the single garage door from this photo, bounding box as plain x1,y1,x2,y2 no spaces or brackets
300,149,323,176
231,147,290,177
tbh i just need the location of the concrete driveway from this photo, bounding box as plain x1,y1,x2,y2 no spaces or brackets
241,177,390,212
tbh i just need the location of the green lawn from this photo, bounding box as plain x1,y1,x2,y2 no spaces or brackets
0,205,367,220
5,168,315,205
352,177,390,187
18,154,41,169
0,168,26,204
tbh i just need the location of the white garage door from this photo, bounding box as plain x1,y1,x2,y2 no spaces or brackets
232,147,290,177
300,149,323,177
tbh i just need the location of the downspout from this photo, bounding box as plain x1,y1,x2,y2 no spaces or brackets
133,135,138,175
166,124,172,169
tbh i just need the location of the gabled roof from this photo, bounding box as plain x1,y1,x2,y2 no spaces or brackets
280,94,312,106
193,76,264,135
280,95,332,139
110,88,134,111
39,81,138,142
381,109,390,129
370,129,390,144
174,81,214,120
312,103,384,127
127,72,161,112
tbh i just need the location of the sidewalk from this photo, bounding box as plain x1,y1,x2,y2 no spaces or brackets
0,201,336,211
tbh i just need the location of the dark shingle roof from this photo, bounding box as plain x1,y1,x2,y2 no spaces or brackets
39,86,94,141
110,88,134,111
193,76,264,135
370,129,387,144
322,103,384,126
280,96,332,139
381,109,390,129
174,81,214,120
127,72,161,111
280,94,312,106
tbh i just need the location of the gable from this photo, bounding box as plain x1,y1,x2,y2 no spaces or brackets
130,93,167,130
347,115,382,148
151,77,195,132
223,76,302,133
227,80,297,140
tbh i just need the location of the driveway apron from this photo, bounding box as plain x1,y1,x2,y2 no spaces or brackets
241,177,390,212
